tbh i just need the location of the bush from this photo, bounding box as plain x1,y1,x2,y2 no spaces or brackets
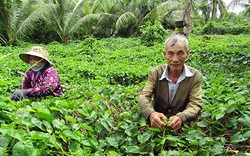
140,20,170,47
201,21,250,35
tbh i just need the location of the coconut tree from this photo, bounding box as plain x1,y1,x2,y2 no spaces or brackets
198,0,212,22
210,0,229,20
2,0,97,44
0,0,9,44
182,0,195,36
228,0,250,10
115,0,149,36
0,0,45,44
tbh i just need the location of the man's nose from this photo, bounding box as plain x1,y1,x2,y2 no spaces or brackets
172,54,179,61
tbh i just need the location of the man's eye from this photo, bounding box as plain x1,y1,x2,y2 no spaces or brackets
168,52,174,55
178,52,184,56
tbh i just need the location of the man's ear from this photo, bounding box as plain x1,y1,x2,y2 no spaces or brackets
185,49,190,61
186,49,190,56
163,51,166,57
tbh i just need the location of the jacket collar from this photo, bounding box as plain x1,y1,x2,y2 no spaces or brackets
159,64,194,81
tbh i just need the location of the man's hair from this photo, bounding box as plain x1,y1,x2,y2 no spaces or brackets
164,34,188,50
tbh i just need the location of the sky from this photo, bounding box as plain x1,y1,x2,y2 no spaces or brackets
223,0,245,14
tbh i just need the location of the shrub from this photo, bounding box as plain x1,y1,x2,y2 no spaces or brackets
140,20,169,47
201,21,250,35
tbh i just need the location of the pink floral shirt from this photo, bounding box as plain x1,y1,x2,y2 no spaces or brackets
19,65,63,97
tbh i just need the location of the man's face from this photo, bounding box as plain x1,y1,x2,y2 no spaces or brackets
163,41,189,72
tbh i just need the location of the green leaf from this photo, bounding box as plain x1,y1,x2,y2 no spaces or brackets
137,131,152,144
148,127,161,133
118,121,129,129
161,119,171,125
0,136,10,147
242,130,250,138
65,116,77,123
52,119,67,130
48,135,63,150
80,123,94,132
99,119,111,132
12,129,28,143
49,106,60,111
0,124,13,136
215,112,225,120
197,120,208,127
30,131,50,140
12,141,35,156
125,145,140,154
238,114,250,128
43,120,53,133
62,130,81,142
106,137,119,148
230,131,248,144
108,151,120,156
0,147,6,156
31,117,45,131
88,133,100,151
36,112,53,123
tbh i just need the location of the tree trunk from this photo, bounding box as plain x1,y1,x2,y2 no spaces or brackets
183,0,194,37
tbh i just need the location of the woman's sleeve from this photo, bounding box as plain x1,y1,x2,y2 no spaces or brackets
25,68,61,97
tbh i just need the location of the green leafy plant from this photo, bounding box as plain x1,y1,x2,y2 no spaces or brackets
0,35,249,155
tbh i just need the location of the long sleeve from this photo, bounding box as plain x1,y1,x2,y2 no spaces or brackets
138,70,156,120
19,72,31,89
176,74,203,122
21,66,63,97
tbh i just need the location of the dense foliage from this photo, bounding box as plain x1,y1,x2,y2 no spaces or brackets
0,35,249,155
0,0,249,44
200,21,250,35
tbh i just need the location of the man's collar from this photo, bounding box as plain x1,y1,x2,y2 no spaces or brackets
159,64,193,80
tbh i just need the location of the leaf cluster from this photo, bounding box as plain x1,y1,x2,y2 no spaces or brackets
0,35,249,155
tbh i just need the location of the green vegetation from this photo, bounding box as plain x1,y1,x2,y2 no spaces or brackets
0,35,249,155
1,0,249,45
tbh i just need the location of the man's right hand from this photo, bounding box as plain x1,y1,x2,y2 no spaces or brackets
149,111,167,129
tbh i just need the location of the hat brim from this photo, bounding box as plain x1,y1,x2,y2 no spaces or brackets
19,51,53,65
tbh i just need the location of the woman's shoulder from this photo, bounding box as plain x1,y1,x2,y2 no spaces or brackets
43,65,57,72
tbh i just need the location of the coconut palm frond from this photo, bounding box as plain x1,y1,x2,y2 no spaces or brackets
16,4,55,36
0,33,7,44
64,12,81,33
115,12,136,30
144,7,157,21
95,12,118,36
69,13,100,34
218,0,229,18
171,10,184,22
91,0,102,13
145,1,180,21
97,13,118,27
73,0,87,13
228,0,248,10
156,1,180,18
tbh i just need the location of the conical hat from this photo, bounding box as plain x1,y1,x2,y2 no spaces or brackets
19,46,52,65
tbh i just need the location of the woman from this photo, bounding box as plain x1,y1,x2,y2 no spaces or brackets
11,46,63,101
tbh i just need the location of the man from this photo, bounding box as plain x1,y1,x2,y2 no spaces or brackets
138,34,203,131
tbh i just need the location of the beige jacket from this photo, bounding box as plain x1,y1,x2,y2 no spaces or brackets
138,64,203,122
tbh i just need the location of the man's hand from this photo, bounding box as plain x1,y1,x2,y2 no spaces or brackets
167,115,182,131
149,112,167,129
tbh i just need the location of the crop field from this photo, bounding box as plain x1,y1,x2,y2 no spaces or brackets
0,35,249,155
